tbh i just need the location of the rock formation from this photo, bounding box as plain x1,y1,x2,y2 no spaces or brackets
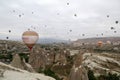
29,48,47,72
68,51,88,80
11,54,34,72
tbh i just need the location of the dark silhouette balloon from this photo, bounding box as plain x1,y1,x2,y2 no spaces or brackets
74,14,77,17
111,27,114,30
67,3,69,5
101,33,103,36
107,15,109,18
19,15,21,17
9,30,11,33
13,10,15,12
82,34,85,36
6,37,9,39
115,21,118,24
114,31,117,33
69,30,72,32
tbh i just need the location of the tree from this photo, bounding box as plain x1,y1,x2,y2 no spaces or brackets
88,70,97,80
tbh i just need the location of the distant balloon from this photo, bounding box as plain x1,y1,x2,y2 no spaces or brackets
114,31,117,33
6,37,9,39
111,27,114,30
13,10,15,12
101,33,103,36
97,41,103,47
9,30,11,33
19,15,21,17
28,28,30,31
115,21,118,24
82,34,85,36
22,31,39,51
74,14,77,17
67,3,69,5
106,41,111,44
69,30,72,32
107,15,109,18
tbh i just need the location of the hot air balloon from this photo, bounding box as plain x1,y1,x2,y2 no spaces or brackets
107,15,109,18
74,14,77,17
82,34,85,36
111,27,114,30
67,3,69,5
115,21,118,24
97,41,103,47
114,31,117,33
13,10,15,12
19,15,21,17
106,41,111,44
22,30,39,51
69,30,72,32
101,33,103,36
6,37,9,39
9,30,11,33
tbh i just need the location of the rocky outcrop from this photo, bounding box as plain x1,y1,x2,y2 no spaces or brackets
11,54,34,72
68,52,88,80
83,52,120,75
69,66,88,80
0,62,55,80
29,48,47,72
11,54,24,69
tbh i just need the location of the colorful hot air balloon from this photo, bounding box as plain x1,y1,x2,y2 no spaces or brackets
97,41,103,47
22,30,39,51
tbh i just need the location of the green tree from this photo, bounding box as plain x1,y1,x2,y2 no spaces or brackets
88,70,97,80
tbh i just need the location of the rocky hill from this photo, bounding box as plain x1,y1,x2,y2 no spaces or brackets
0,62,55,80
82,52,120,76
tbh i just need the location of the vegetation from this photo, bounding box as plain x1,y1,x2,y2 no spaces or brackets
88,69,97,80
97,73,120,80
88,69,120,80
39,68,61,80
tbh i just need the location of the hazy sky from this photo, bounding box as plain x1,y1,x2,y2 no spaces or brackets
0,0,120,41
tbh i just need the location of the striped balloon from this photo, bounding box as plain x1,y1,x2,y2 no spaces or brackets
22,31,39,50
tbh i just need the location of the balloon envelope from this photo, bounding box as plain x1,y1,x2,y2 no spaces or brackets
22,31,39,50
106,41,111,44
97,41,103,47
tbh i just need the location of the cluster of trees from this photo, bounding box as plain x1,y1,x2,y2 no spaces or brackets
88,70,120,80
